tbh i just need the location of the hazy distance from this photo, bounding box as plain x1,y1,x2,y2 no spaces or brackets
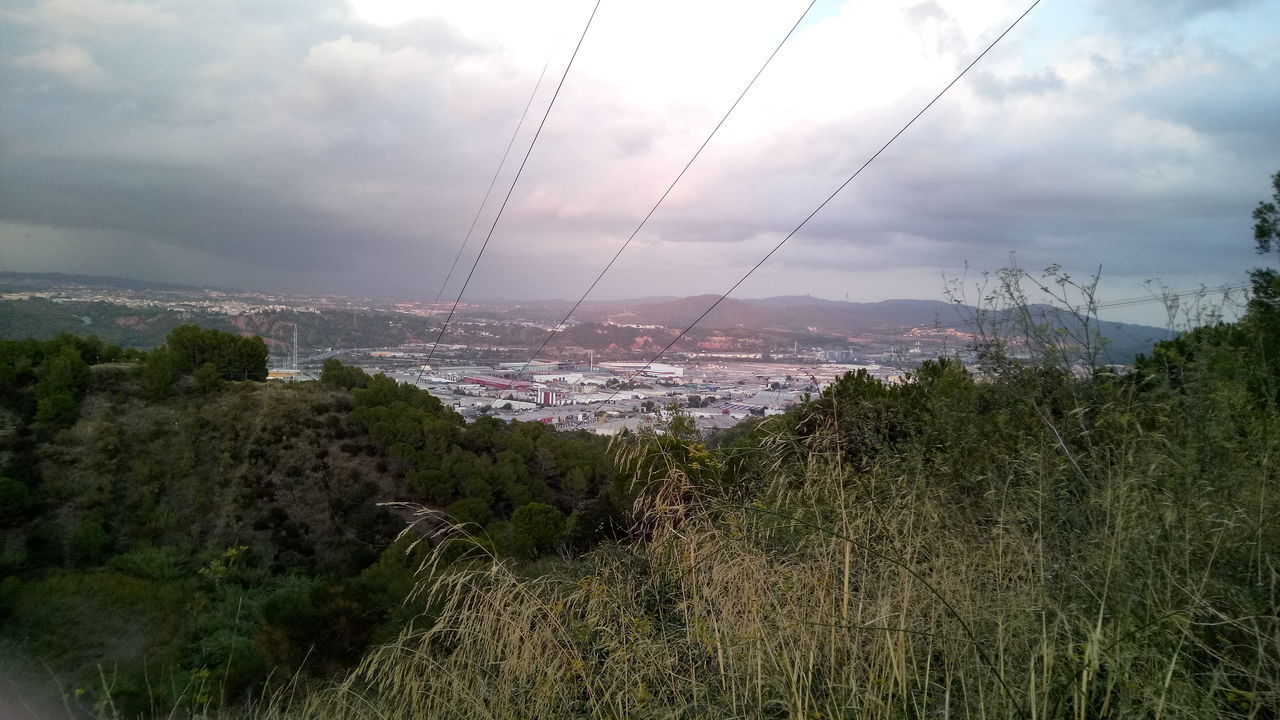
2,0,1277,326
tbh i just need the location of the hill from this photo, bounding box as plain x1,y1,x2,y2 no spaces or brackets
567,294,1171,361
0,273,1173,363
0,271,1275,716
0,330,625,715
258,271,1280,720
0,297,433,352
0,271,207,293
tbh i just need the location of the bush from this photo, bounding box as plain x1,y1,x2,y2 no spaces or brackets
292,317,1280,719
68,519,108,567
320,358,370,390
193,362,223,394
109,546,184,580
0,476,34,521
447,497,493,529
507,503,565,560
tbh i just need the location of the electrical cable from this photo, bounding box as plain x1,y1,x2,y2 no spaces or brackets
422,0,603,369
414,57,555,387
598,0,1044,403
514,0,822,378
588,282,1247,409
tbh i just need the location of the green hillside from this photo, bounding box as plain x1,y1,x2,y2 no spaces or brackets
263,264,1279,719
2,172,1277,717
0,298,433,352
1,268,1277,717
0,329,623,716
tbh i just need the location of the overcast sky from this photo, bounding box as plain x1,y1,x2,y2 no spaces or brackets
2,0,1277,324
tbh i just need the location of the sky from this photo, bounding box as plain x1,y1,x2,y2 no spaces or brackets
1,0,1277,325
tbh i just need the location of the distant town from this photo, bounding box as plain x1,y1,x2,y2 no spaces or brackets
0,271,1174,436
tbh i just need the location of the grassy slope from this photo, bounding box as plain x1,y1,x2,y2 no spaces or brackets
270,345,1278,718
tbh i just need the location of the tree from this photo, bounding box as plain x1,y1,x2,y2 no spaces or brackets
34,394,79,427
31,344,92,427
448,497,494,528
1249,171,1279,315
508,503,566,559
164,325,268,381
1246,171,1280,394
353,373,398,407
1253,170,1280,254
193,362,223,394
143,348,179,401
1136,170,1280,402
68,518,108,567
0,477,34,522
230,335,270,381
37,345,92,400
561,466,590,505
321,358,369,389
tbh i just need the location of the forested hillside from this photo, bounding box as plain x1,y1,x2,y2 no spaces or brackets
3,169,1278,717
0,328,625,716
0,298,433,352
2,266,1277,718
1,265,1277,717
258,259,1278,718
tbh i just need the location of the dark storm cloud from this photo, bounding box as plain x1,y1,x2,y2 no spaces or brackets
0,0,540,293
0,0,1276,308
0,155,368,270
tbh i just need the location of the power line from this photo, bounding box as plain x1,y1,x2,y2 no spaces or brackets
414,57,554,387
514,0,822,377
599,0,1042,402
422,0,603,369
589,282,1247,407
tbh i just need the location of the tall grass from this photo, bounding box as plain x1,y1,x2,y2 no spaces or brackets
263,337,1277,719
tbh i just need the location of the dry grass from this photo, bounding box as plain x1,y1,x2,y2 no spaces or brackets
258,364,1277,719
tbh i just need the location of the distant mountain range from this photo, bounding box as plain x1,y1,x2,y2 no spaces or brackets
492,293,1173,362
0,272,1174,361
571,295,972,334
0,271,207,293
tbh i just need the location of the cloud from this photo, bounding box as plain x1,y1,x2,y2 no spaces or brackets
970,67,1065,100
1097,0,1261,30
0,0,1276,321
300,36,437,110
7,0,175,34
11,43,107,86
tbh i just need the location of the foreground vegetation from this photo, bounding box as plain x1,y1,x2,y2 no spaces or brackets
262,265,1278,717
0,328,622,716
3,178,1279,717
1,296,1275,719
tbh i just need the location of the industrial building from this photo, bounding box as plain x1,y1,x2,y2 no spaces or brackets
497,361,561,372
462,375,531,391
534,389,565,406
597,362,685,378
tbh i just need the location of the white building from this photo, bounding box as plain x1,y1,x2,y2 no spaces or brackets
598,362,685,378
532,372,584,384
